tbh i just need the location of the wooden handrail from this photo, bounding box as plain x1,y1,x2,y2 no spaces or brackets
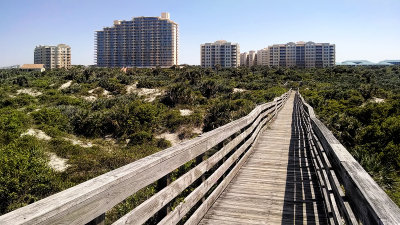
0,90,291,225
297,91,400,225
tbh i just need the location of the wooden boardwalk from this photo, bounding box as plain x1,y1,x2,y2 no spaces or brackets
2,90,400,224
3,90,399,225
199,93,328,225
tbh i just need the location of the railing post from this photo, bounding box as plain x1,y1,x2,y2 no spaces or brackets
216,141,226,179
222,154,227,179
196,153,206,202
86,213,105,225
156,174,171,220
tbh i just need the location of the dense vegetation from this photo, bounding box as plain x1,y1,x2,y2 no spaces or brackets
1,65,399,222
0,66,286,221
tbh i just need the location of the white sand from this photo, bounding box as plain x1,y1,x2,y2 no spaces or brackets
88,87,111,98
17,88,42,97
88,88,97,94
126,83,163,102
192,127,203,135
156,126,203,147
372,97,385,103
104,135,117,144
156,132,181,146
233,88,246,93
47,152,69,172
59,80,72,90
21,128,51,140
103,89,112,98
64,137,94,148
82,95,97,102
179,109,193,116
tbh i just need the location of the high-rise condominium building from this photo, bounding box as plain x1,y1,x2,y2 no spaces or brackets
248,51,257,66
34,44,71,69
200,40,240,68
240,51,257,67
268,41,335,68
240,52,248,66
95,12,178,67
256,48,269,66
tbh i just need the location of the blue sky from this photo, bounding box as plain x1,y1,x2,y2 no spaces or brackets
0,0,399,66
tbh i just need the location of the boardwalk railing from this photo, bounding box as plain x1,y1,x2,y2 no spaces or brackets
0,91,291,225
296,92,400,225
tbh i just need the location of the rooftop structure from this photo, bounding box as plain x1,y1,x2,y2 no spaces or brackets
379,60,400,65
337,60,400,66
20,64,45,72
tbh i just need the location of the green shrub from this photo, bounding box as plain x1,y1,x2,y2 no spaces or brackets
203,99,255,132
162,110,185,132
162,83,198,106
113,101,161,137
137,79,165,88
13,76,30,87
99,78,125,94
31,77,53,88
157,138,171,149
0,94,36,108
79,110,115,137
0,136,63,214
31,108,71,132
128,131,154,146
62,83,82,94
198,79,233,99
48,138,83,158
0,108,31,144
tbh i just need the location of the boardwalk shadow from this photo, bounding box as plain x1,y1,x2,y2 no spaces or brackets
281,97,327,225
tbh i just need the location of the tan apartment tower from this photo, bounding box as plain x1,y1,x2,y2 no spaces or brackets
95,12,178,67
34,44,71,69
201,40,240,68
248,50,257,66
267,41,335,68
256,48,269,66
240,51,258,66
240,52,249,66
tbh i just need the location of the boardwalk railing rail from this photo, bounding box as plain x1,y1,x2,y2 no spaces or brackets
297,91,400,225
0,90,291,225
